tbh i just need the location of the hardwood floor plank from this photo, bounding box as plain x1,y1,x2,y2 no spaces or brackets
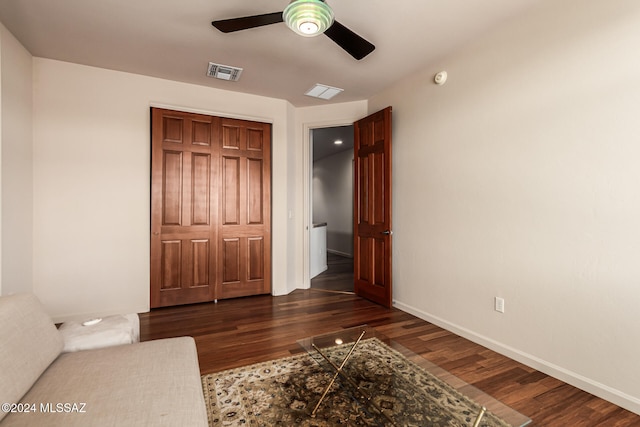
310,253,354,292
139,289,640,426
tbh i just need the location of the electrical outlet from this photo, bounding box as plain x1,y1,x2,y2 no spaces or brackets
495,297,505,313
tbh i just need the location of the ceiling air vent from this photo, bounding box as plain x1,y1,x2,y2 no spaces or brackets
305,83,344,100
207,62,243,82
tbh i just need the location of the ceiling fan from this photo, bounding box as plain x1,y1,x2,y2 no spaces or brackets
211,0,375,60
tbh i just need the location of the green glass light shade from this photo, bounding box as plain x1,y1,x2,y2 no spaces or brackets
283,0,335,37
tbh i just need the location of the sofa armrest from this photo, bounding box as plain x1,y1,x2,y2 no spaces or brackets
0,294,63,422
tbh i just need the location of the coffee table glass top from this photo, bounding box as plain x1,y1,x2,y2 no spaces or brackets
297,325,532,427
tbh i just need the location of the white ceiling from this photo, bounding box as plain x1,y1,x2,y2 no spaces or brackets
0,0,539,107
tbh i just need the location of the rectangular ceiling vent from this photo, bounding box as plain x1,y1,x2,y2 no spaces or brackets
305,83,344,100
207,62,243,82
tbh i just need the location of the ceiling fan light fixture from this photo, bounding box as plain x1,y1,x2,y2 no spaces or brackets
283,0,334,37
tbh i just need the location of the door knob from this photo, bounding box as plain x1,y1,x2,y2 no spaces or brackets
381,230,393,235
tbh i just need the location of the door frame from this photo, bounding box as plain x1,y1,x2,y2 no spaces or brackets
301,118,361,289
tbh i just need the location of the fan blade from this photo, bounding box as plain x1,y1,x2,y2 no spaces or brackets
212,12,283,33
324,20,375,60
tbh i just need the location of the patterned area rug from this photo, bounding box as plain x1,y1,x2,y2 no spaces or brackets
201,338,512,426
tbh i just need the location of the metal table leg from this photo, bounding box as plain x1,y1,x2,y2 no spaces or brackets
310,330,399,426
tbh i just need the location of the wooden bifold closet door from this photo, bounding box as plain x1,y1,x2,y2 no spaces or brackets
150,108,271,308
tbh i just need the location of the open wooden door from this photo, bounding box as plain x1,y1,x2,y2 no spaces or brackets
353,107,393,308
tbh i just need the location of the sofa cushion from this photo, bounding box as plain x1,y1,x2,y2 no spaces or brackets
0,293,64,422
1,337,208,426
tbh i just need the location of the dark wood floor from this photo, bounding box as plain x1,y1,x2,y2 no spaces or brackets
311,252,354,293
139,290,640,426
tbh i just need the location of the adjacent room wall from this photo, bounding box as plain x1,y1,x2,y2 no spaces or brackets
312,149,353,256
368,0,640,414
32,58,293,322
0,23,33,296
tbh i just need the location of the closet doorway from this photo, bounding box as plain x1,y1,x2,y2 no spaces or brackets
150,107,272,308
310,125,354,293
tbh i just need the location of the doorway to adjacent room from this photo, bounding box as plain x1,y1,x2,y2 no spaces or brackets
309,125,355,293
306,107,393,307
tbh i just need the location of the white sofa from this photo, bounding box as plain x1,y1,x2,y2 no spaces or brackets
0,293,208,426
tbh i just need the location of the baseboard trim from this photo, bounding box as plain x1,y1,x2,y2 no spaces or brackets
393,299,640,416
326,249,353,258
310,265,328,280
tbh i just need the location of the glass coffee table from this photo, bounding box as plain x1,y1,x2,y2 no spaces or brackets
297,325,531,427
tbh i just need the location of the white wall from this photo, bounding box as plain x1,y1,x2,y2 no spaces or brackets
369,0,640,414
285,103,298,292
0,26,3,296
0,27,3,296
32,58,293,322
0,23,33,296
313,149,353,256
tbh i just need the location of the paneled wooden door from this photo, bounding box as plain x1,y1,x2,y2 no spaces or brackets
217,118,272,299
150,108,271,308
353,107,393,308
